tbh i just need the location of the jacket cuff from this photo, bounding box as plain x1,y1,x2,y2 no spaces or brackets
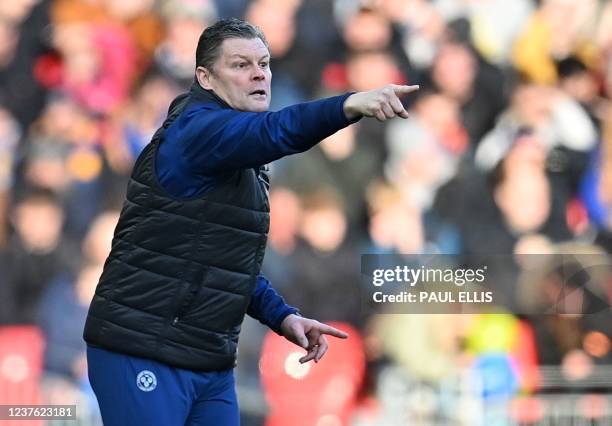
272,307,300,335
337,92,362,126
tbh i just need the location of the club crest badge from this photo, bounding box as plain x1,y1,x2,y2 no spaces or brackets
136,370,157,392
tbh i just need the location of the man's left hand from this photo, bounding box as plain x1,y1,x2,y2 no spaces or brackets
280,314,349,363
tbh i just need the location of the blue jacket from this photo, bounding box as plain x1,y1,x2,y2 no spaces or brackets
156,85,356,332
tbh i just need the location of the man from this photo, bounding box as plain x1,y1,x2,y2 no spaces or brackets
84,18,418,426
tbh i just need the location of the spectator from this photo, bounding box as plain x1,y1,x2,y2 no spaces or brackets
4,188,76,324
0,0,51,129
512,0,599,85
429,40,506,145
278,123,379,229
154,0,217,89
385,91,468,210
280,187,363,327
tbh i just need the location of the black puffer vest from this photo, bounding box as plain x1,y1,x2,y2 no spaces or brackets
84,87,270,371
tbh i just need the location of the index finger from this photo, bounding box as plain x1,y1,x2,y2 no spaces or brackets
318,323,349,339
391,84,420,95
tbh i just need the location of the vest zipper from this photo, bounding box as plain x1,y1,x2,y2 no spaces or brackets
170,267,210,327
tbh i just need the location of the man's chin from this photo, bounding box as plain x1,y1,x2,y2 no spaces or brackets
247,102,270,112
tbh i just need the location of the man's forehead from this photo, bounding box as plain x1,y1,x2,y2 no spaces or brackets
220,37,269,59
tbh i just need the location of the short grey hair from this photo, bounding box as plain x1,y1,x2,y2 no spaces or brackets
195,18,268,72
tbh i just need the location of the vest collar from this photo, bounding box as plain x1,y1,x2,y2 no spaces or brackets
189,79,232,110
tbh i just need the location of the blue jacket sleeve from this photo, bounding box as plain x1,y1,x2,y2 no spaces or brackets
247,274,298,334
168,93,356,176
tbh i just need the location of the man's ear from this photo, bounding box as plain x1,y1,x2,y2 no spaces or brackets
196,66,213,90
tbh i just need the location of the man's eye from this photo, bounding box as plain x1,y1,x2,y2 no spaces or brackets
235,63,247,68
260,62,269,68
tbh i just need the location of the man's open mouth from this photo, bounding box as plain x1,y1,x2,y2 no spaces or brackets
250,90,266,96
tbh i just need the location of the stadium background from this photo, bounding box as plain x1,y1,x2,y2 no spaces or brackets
2,0,612,424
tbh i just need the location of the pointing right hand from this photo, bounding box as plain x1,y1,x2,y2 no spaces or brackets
343,84,420,122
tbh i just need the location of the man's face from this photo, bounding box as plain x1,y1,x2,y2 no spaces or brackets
197,37,272,112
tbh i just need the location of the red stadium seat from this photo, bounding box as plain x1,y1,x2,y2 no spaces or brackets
260,322,365,426
0,325,45,426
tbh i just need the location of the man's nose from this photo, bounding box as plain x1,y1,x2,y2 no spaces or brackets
252,66,266,80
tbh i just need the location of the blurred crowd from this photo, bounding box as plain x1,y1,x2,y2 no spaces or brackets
3,0,612,424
